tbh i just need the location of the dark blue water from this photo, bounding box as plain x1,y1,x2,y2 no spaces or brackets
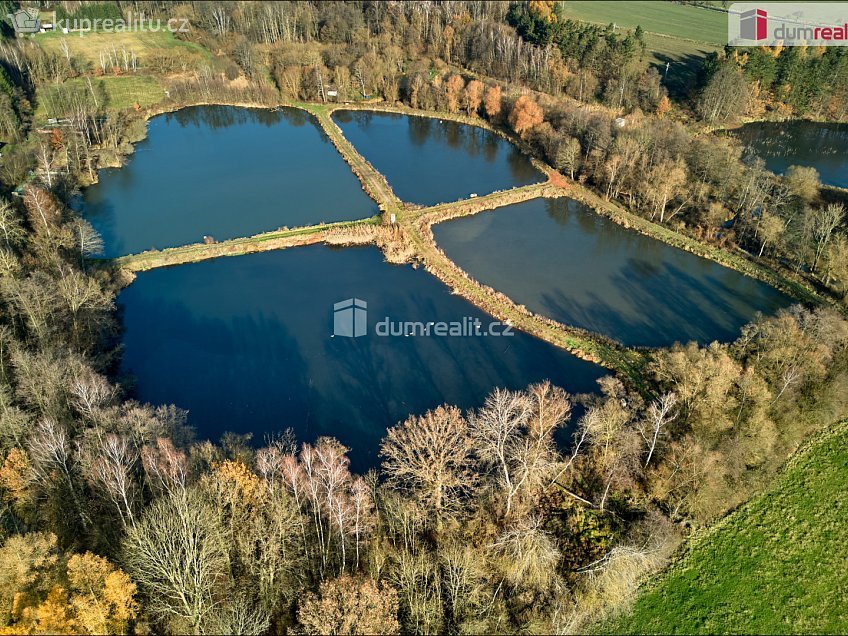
82,106,376,257
433,198,795,348
732,121,848,188
118,246,606,470
333,110,544,205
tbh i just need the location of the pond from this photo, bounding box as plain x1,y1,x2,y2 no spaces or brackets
433,198,795,348
732,121,848,189
333,110,544,206
118,245,607,470
82,105,376,257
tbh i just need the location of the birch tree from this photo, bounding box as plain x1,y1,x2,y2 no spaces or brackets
639,392,678,468
811,203,845,272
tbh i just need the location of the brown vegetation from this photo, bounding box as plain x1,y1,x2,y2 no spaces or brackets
0,2,845,633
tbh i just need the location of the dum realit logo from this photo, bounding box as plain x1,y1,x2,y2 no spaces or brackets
730,3,848,46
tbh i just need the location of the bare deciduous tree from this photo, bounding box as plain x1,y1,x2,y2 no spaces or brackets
123,487,228,634
470,388,531,515
90,433,139,528
141,437,188,496
811,203,845,272
0,199,25,249
28,418,89,529
490,515,559,591
471,383,571,516
380,405,474,525
69,368,116,420
639,392,678,468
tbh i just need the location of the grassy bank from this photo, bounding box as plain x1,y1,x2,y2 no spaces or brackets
559,1,726,44
289,101,404,216
567,184,830,308
36,75,165,117
114,216,380,272
405,185,647,380
602,420,848,634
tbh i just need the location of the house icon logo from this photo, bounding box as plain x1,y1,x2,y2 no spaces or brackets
8,8,41,34
333,298,367,337
740,8,768,40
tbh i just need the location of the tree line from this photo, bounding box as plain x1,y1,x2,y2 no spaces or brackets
698,46,848,122
0,2,846,632
0,185,845,633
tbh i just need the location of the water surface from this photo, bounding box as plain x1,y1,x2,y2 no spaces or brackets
83,106,376,256
732,121,848,188
333,110,543,205
118,246,606,470
433,198,795,347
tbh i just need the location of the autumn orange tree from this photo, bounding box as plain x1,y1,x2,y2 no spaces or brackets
483,84,503,120
508,95,544,137
464,79,484,116
445,74,465,114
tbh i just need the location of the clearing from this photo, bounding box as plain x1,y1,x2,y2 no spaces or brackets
35,75,165,118
34,29,208,68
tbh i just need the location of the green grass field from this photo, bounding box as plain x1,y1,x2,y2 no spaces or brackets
602,421,848,634
560,1,726,96
34,29,208,68
560,1,727,44
641,31,720,96
35,75,165,118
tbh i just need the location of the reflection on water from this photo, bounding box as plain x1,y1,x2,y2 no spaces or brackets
732,121,848,188
433,198,795,348
333,110,544,205
81,105,376,257
118,245,607,471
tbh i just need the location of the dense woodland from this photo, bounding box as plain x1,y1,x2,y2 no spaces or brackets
0,1,846,634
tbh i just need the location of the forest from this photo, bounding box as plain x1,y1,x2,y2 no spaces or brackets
0,1,846,634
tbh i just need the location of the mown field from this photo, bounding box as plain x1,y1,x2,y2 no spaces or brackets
559,1,725,96
602,421,848,634
559,1,727,44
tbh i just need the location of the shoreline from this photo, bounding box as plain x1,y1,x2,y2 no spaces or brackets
114,98,832,309
98,98,834,379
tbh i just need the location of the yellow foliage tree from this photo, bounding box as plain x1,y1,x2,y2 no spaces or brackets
67,553,137,635
0,534,137,635
209,459,263,510
528,0,558,22
0,448,33,514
